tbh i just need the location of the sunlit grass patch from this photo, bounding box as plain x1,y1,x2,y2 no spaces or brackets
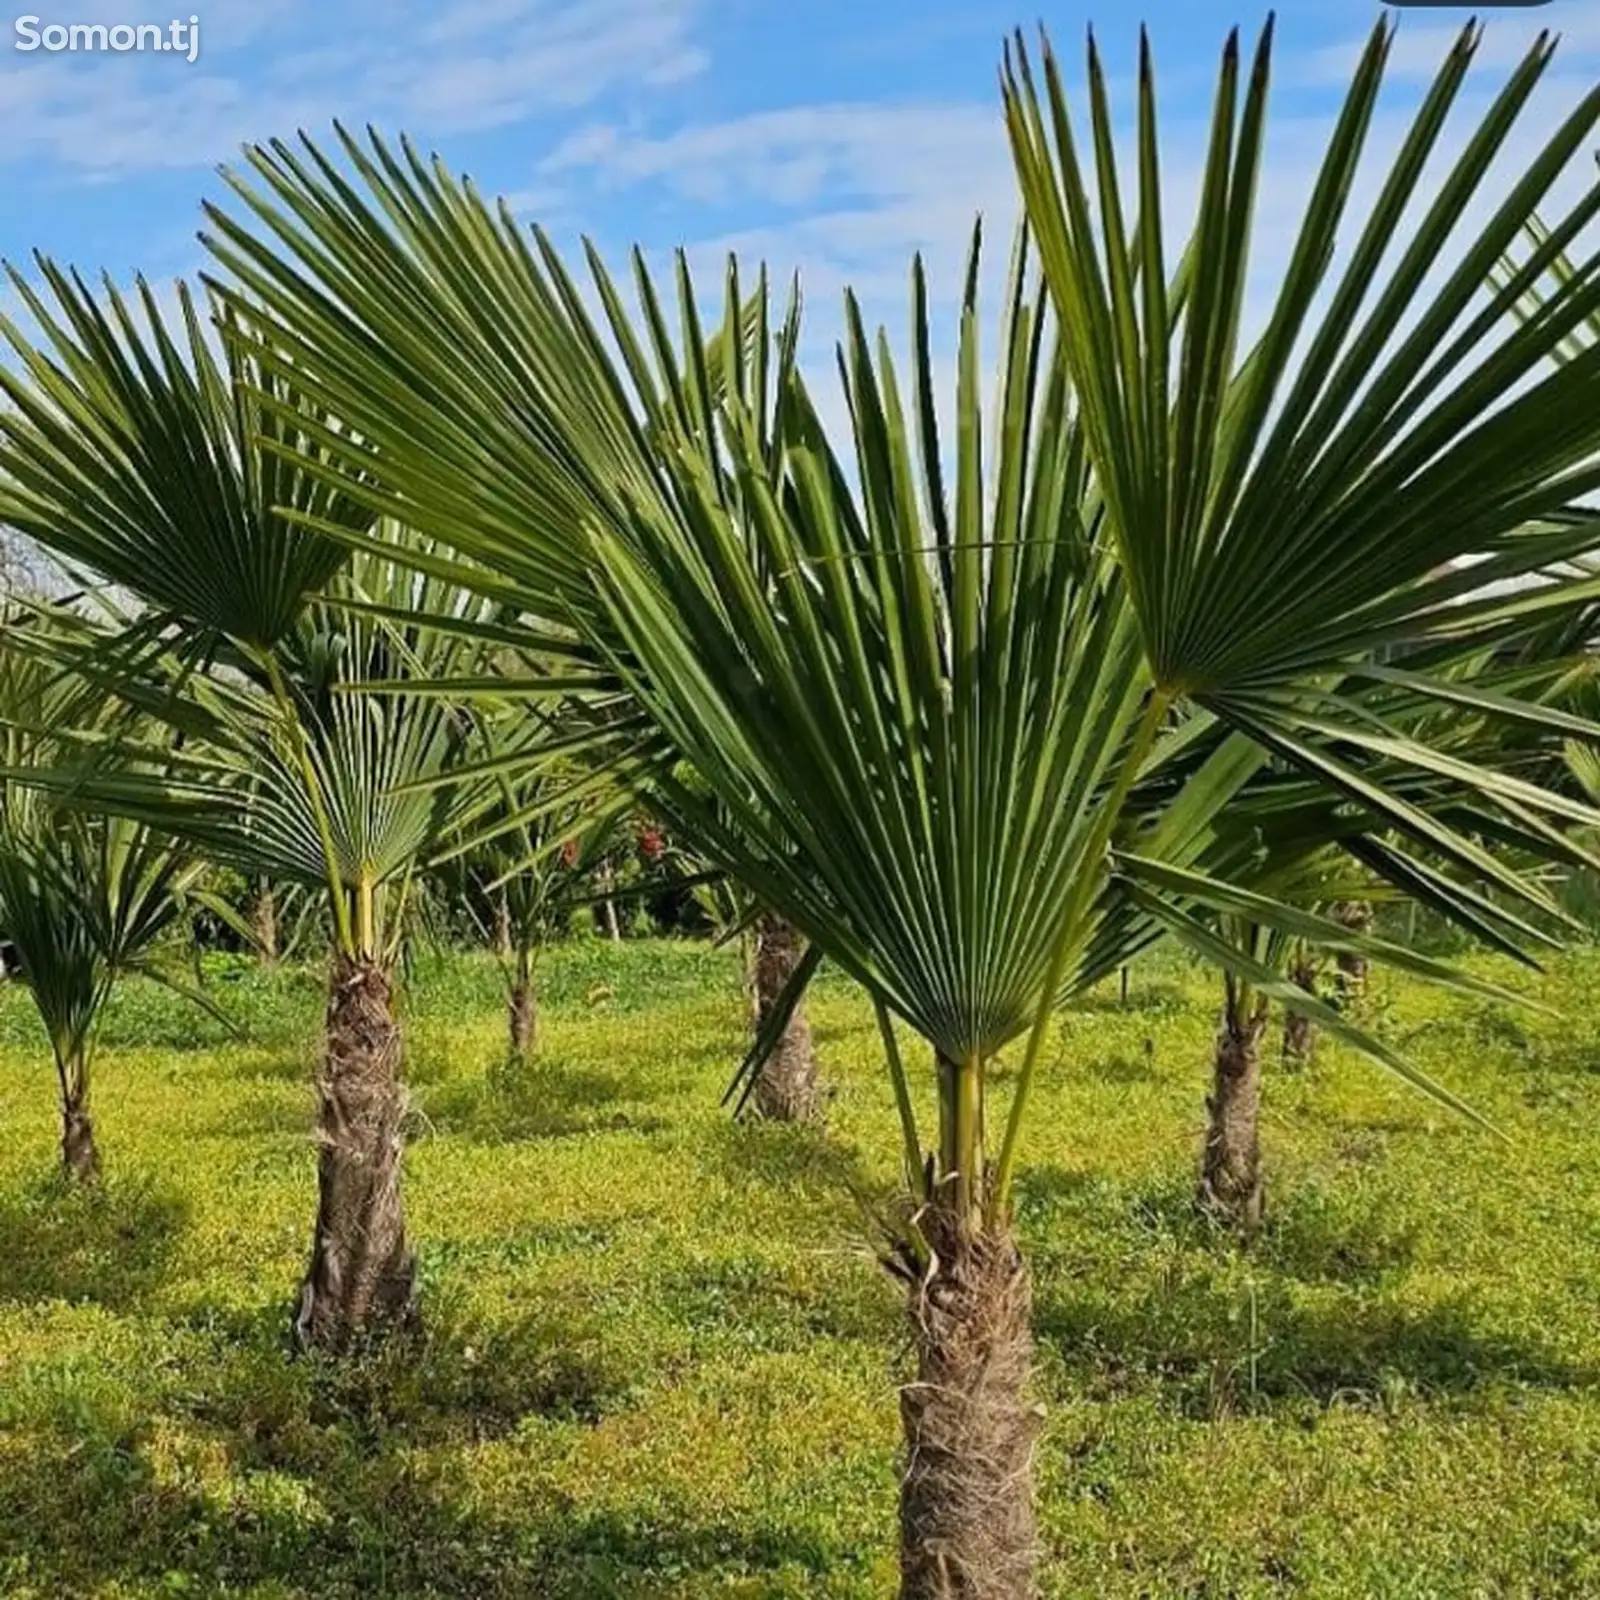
1,939,1598,1595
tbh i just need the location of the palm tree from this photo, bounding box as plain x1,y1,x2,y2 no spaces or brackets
1134,735,1559,1232
0,806,222,1182
1190,888,1378,1232
439,774,621,1062
748,909,821,1121
1170,739,1501,1229
199,17,1600,1594
668,775,824,1119
0,282,525,1350
28,553,516,1349
0,614,225,1179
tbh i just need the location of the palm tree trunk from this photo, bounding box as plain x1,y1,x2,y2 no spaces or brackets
739,928,759,1027
1198,981,1268,1232
1282,949,1317,1069
508,946,539,1060
293,953,417,1353
898,1196,1040,1599
57,1049,99,1183
600,859,621,943
252,880,278,968
1332,900,1372,1001
751,910,821,1122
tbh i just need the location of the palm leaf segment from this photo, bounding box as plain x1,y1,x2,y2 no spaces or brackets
0,267,366,649
4,547,528,962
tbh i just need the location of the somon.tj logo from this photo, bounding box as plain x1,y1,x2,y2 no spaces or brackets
13,15,200,61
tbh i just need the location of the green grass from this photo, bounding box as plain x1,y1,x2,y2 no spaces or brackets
2,937,1600,1597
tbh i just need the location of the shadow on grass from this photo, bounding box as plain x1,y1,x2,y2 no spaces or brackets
0,1459,848,1598
173,1298,631,1452
1081,1051,1162,1085
1019,1164,1589,1411
199,1086,310,1142
1035,1220,1589,1417
1072,979,1195,1016
1530,1033,1600,1078
650,1248,897,1351
0,1432,843,1599
1023,1168,1423,1288
420,1053,673,1145
1039,1281,1596,1416
0,1172,189,1311
696,1114,880,1201
1260,1199,1417,1287
0,1300,855,1598
1013,1162,1105,1217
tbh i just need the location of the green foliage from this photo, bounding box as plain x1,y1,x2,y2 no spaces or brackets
0,272,364,650
195,17,1600,1241
0,261,561,971
1,941,1599,1595
0,540,526,967
0,616,221,1112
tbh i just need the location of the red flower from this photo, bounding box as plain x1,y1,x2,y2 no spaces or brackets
637,824,665,861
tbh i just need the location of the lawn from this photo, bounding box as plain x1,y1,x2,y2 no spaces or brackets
1,937,1599,1597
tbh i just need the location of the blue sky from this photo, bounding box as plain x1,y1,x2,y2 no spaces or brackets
2,0,1599,382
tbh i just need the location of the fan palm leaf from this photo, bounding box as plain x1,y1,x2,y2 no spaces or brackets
0,270,367,648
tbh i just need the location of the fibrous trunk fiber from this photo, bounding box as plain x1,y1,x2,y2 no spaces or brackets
293,954,417,1353
899,1207,1040,1599
751,910,820,1122
1198,1000,1267,1232
59,1077,99,1183
509,949,539,1059
1282,953,1317,1069
253,882,278,968
1333,901,1372,999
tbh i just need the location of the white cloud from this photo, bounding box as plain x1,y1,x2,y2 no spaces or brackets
1296,2,1600,87
10,4,1600,479
525,17,1600,466
542,101,1016,321
0,0,708,174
